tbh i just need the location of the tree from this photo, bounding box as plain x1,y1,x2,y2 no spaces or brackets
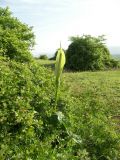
39,54,48,60
0,7,35,62
65,35,113,71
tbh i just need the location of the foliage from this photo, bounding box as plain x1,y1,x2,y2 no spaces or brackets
0,7,35,62
0,56,55,159
0,56,89,159
109,58,120,68
63,70,120,159
36,59,55,69
65,35,119,71
0,57,120,159
65,97,120,160
0,6,119,159
39,54,48,60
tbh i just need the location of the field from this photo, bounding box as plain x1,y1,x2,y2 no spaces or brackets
39,59,120,124
36,59,55,68
1,58,120,159
63,71,120,119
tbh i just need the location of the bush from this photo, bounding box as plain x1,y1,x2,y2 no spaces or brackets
65,35,114,71
0,7,34,62
109,59,120,68
0,57,56,159
39,54,48,60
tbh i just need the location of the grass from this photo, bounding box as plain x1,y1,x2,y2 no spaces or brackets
2,58,120,159
36,59,120,125
63,71,120,115
36,59,55,68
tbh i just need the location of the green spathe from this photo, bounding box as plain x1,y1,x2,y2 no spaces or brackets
55,48,66,80
55,46,66,107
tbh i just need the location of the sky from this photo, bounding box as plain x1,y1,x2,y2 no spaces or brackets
0,0,120,57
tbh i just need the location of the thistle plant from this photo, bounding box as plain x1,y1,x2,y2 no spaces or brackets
55,43,66,108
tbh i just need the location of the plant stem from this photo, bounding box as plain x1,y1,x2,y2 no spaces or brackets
55,78,60,110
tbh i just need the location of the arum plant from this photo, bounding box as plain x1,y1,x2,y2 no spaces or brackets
55,49,81,143
55,43,66,109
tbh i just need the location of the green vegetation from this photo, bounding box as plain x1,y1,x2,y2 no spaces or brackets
55,46,66,108
64,70,120,116
0,7,34,62
0,6,120,160
1,56,120,159
65,35,120,71
0,57,56,159
36,59,55,69
112,54,120,60
50,48,66,60
63,70,120,159
39,54,48,60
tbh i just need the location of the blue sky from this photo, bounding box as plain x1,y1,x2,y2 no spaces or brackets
1,0,120,57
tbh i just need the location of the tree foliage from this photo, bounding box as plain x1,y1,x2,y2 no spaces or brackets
39,54,48,60
65,35,117,71
0,7,35,62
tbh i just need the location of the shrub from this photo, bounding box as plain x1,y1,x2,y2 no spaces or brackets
0,7,34,62
109,58,120,68
0,57,56,159
39,54,48,60
65,35,114,71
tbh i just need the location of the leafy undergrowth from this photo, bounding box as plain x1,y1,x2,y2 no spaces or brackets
0,57,120,159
